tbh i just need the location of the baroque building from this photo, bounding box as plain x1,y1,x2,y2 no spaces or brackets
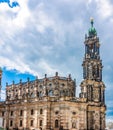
0,19,106,130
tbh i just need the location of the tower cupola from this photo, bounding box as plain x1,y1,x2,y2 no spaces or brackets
88,18,97,37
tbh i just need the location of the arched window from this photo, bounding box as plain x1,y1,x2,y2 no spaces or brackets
40,109,43,114
60,90,64,96
31,92,35,98
48,90,53,96
72,121,76,128
64,90,68,96
55,119,59,128
39,92,43,97
39,85,42,89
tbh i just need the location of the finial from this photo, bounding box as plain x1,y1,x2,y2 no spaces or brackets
85,34,87,39
27,77,30,82
12,80,15,85
74,78,77,86
6,82,8,86
88,17,97,37
90,17,94,27
35,76,38,80
20,79,22,83
74,78,76,83
0,67,2,72
56,72,58,76
69,74,71,79
45,74,47,78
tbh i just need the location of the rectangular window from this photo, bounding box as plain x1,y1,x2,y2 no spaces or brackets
40,109,43,114
2,119,4,127
20,110,23,116
20,120,23,127
10,120,13,127
31,120,33,126
55,120,58,128
2,111,4,117
40,120,42,126
10,111,13,116
31,109,34,115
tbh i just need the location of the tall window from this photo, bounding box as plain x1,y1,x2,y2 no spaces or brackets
48,90,53,96
40,120,42,126
31,109,34,115
2,119,4,127
2,111,4,117
10,120,13,127
40,109,43,114
55,120,59,128
87,85,93,101
20,120,23,127
31,120,34,126
72,121,76,128
20,110,23,116
10,111,13,116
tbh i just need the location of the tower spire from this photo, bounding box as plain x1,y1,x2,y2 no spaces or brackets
90,17,94,27
80,19,105,104
83,19,101,81
80,19,106,130
88,17,97,37
0,67,2,101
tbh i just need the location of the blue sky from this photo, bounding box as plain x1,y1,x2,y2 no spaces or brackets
0,0,113,123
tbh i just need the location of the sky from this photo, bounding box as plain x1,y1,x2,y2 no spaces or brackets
0,0,113,123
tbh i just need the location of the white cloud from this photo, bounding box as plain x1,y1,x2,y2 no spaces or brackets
87,0,113,21
0,0,30,35
0,56,36,75
1,90,6,101
32,7,55,33
38,59,57,75
0,0,85,78
12,0,30,28
97,0,113,19
106,116,113,123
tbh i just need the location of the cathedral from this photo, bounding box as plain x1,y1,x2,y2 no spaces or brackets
0,19,106,130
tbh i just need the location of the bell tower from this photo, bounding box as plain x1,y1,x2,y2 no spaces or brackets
80,18,106,130
80,18,105,103
0,67,2,101
83,19,102,82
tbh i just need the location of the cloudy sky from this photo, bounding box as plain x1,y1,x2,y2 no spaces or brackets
0,0,113,123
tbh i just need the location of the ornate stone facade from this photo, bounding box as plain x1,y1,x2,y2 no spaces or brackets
0,19,106,130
